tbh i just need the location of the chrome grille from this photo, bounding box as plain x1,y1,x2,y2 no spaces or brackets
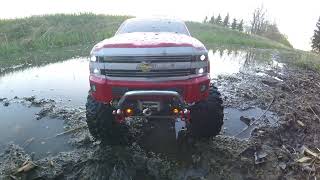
101,69,194,77
98,55,193,63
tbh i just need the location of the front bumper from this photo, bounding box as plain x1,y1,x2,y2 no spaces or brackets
89,75,210,104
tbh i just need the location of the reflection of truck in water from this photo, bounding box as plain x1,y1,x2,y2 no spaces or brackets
86,18,224,144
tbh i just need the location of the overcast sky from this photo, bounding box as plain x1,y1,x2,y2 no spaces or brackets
0,0,319,50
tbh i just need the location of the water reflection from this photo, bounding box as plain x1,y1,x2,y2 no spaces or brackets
209,48,284,78
209,49,247,77
223,107,278,139
0,49,287,107
0,58,89,107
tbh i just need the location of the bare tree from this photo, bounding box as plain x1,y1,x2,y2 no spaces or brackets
203,16,208,23
250,6,267,35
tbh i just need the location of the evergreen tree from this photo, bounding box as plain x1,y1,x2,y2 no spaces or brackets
215,14,222,25
223,13,230,27
237,19,244,32
203,16,208,23
311,17,320,53
209,15,215,24
231,18,237,30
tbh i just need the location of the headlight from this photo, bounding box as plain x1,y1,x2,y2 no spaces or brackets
198,68,204,74
200,55,206,61
90,56,97,62
93,68,100,74
193,55,208,61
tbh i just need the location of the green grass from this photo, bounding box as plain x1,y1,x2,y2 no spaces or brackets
186,22,291,49
0,13,294,72
0,14,129,70
276,49,320,72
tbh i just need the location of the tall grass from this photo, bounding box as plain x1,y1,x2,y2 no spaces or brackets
276,49,320,72
0,14,128,56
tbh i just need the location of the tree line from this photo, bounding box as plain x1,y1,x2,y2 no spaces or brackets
203,6,292,48
312,17,320,53
203,14,244,32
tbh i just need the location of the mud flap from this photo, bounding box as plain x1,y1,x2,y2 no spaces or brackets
175,118,187,139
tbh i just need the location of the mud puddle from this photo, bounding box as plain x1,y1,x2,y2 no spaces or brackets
0,49,280,148
223,107,278,139
209,48,285,78
0,58,89,107
0,49,284,107
0,101,72,160
210,48,282,139
1,48,300,179
0,50,283,148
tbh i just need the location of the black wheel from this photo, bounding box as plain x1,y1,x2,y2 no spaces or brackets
190,85,224,137
85,94,129,145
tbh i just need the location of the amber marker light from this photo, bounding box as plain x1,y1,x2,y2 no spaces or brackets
172,108,179,114
125,108,133,116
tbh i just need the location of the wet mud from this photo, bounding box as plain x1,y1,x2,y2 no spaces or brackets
1,49,320,179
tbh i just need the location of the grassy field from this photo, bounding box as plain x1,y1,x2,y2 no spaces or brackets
1,13,319,73
0,14,128,69
0,13,295,70
186,22,290,49
277,49,320,71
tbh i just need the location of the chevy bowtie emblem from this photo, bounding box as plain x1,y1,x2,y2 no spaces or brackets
137,62,153,72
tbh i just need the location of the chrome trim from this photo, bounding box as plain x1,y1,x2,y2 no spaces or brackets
101,69,193,77
105,74,209,82
112,87,183,96
118,90,184,107
89,57,209,79
90,74,106,79
90,61,207,70
102,62,192,70
99,55,192,63
191,61,208,68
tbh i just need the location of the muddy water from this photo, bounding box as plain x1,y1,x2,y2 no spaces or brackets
0,49,281,157
0,58,89,107
209,49,285,77
0,102,72,159
223,107,278,139
0,49,284,105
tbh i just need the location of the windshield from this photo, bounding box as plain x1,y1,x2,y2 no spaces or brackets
116,19,190,36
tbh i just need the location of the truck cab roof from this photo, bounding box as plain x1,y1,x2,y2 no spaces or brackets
116,18,190,36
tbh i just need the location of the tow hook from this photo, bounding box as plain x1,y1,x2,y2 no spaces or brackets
142,108,152,117
175,118,187,139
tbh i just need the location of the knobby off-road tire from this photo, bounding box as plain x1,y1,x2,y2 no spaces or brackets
190,85,224,137
85,95,129,145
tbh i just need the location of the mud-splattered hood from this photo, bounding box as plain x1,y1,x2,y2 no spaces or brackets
91,32,207,56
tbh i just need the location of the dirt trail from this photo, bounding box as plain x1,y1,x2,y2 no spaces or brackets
1,64,320,179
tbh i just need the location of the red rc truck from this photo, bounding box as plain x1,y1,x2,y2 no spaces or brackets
86,18,224,144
